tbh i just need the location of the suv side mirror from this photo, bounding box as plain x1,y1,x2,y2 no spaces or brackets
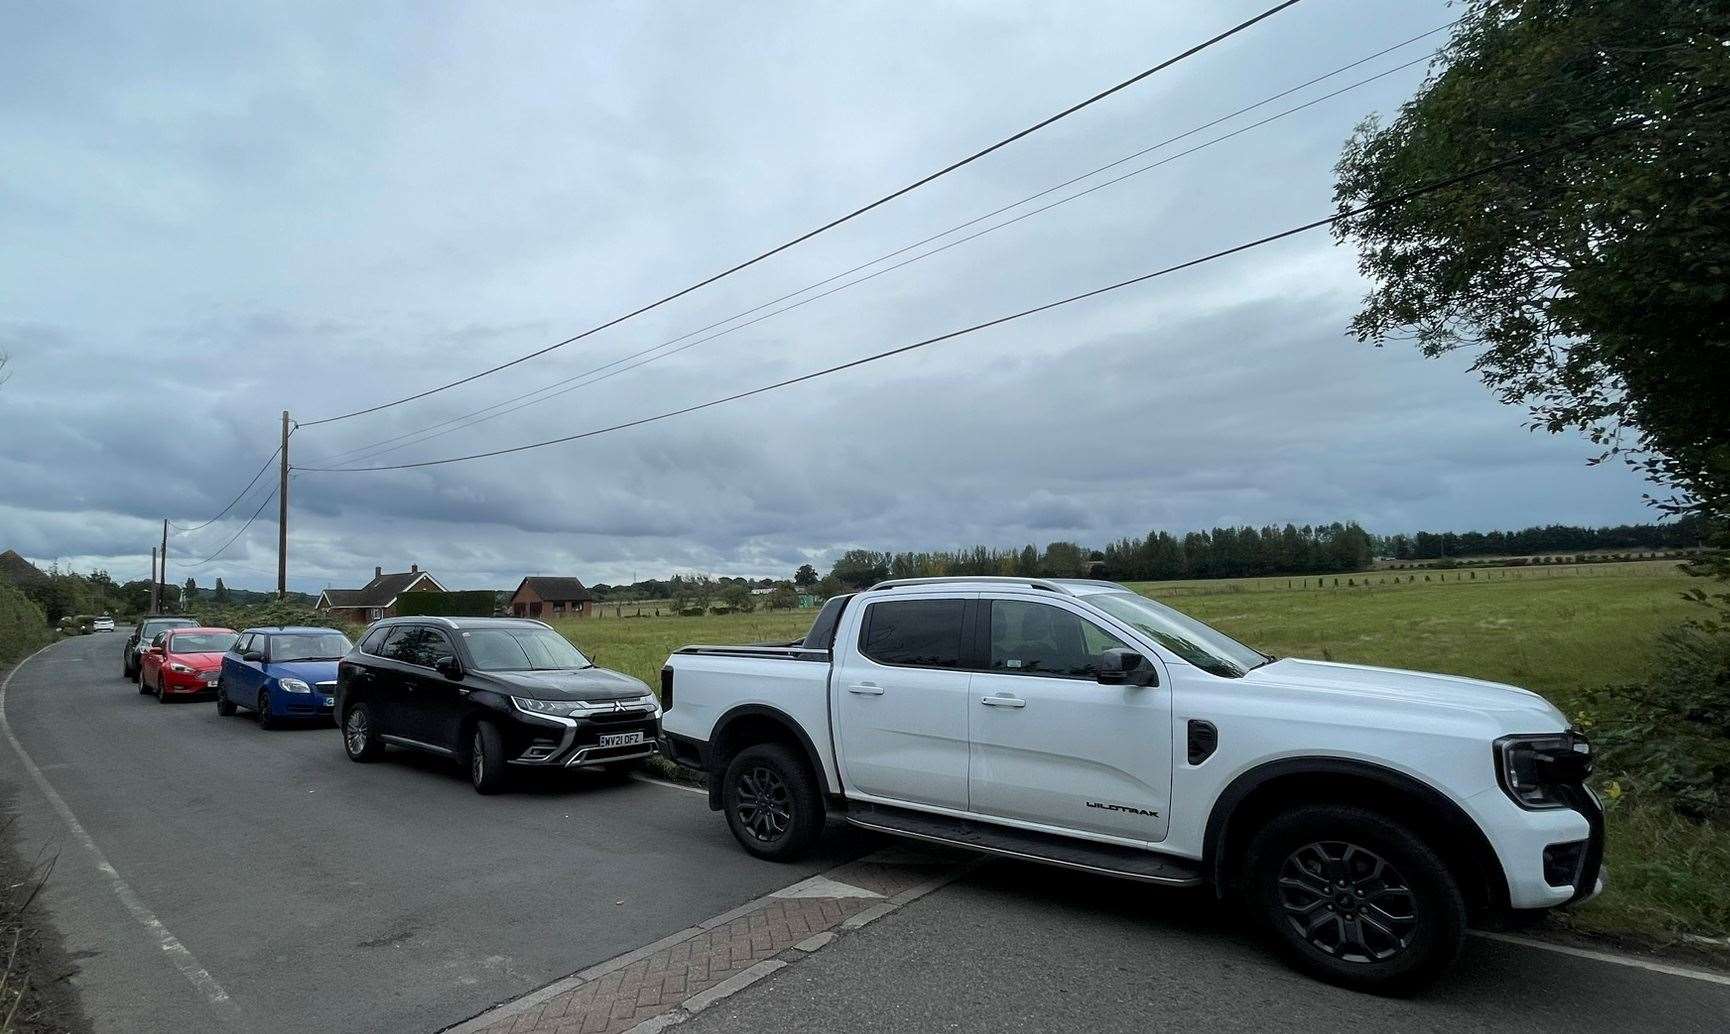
1096,648,1158,688
435,655,463,680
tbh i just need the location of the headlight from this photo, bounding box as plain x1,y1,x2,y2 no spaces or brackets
512,696,588,718
1494,732,1592,810
637,693,663,715
279,677,311,694
168,663,195,674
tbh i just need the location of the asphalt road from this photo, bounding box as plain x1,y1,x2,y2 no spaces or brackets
681,862,1730,1034
0,633,870,1033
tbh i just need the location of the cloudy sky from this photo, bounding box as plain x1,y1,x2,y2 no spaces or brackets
0,1,1659,594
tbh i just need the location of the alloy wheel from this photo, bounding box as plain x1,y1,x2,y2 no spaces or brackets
1277,841,1419,963
344,709,370,756
734,765,792,843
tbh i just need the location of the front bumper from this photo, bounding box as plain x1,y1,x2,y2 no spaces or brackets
504,707,663,768
1469,781,1607,909
161,669,222,696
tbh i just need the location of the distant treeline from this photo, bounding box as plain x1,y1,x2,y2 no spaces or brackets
1374,517,1705,561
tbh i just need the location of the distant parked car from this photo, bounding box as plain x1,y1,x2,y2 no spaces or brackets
122,615,199,682
139,627,238,702
92,616,115,633
218,626,352,729
336,616,660,793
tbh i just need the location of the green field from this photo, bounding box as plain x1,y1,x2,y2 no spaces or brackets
549,561,1725,940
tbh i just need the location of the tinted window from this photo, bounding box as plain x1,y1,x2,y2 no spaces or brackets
860,600,965,669
268,633,352,662
988,601,1128,678
382,627,453,668
358,626,391,655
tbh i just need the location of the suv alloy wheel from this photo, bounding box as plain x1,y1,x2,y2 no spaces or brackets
470,721,508,795
343,703,384,762
1244,804,1465,992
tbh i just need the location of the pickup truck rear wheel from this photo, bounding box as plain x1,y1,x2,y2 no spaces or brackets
1243,804,1465,993
722,743,823,861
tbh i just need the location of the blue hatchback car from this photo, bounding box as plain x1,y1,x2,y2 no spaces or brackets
217,626,353,728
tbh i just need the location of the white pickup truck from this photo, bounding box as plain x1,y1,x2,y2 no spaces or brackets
659,577,1602,990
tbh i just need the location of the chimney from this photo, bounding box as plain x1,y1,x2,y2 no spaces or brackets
411,563,419,574
375,566,382,579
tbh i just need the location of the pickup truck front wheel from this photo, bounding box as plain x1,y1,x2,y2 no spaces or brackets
722,744,823,861
1243,804,1465,993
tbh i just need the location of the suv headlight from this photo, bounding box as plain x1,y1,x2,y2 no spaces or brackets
279,677,311,694
513,696,587,718
1494,732,1592,810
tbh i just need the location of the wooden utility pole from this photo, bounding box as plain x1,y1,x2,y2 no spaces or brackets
277,410,289,599
160,519,169,613
149,546,159,614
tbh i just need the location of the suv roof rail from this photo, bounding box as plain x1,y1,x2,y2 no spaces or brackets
866,576,1079,595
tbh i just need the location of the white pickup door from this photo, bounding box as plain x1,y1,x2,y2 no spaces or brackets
832,589,1173,844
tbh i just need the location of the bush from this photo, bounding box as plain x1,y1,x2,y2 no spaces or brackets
0,583,52,666
194,601,361,637
1583,623,1730,819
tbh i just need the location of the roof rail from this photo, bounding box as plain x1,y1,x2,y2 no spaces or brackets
866,576,1077,595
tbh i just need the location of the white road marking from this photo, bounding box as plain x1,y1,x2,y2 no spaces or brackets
772,874,883,899
632,772,707,795
1471,930,1730,987
0,640,237,1011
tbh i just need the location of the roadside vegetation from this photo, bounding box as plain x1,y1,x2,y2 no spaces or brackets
555,560,1727,945
0,585,52,669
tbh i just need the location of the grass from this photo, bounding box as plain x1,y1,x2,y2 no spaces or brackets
551,561,1726,941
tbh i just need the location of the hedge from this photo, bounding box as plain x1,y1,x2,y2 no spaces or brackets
0,581,53,667
393,591,499,617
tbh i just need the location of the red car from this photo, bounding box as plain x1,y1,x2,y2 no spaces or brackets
140,626,239,703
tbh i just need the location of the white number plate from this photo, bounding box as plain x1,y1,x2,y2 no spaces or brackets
599,731,645,749
205,679,219,688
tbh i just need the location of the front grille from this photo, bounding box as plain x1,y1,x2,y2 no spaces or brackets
315,681,337,692
198,670,220,680
587,707,656,725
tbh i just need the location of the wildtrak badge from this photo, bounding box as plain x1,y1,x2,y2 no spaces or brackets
1086,801,1159,818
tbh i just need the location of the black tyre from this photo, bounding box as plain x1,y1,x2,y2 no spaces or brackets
1243,804,1466,993
470,721,509,795
137,666,151,694
256,690,275,730
721,743,824,861
342,702,384,762
154,674,170,703
216,686,236,717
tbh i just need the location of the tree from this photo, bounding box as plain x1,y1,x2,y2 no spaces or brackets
213,578,230,604
769,584,798,609
829,550,890,590
183,577,198,602
793,564,818,587
1334,0,1730,524
720,582,754,613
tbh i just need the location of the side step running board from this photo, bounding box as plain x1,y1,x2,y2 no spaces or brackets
844,803,1203,887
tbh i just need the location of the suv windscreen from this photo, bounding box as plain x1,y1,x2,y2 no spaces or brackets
170,632,237,654
142,619,195,639
860,599,965,668
268,633,353,662
1086,592,1267,677
461,628,590,671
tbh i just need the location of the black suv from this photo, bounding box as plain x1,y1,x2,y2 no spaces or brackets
336,616,660,793
122,615,198,682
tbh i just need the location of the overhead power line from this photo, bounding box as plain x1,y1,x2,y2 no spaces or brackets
184,482,280,567
297,0,1309,429
297,93,1726,475
168,442,283,534
309,21,1454,470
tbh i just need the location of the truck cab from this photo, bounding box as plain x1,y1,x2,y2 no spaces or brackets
660,576,1603,991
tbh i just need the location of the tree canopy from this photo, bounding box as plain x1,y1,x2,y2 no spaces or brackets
1334,0,1730,523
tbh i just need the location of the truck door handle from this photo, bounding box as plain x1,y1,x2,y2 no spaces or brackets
980,695,1026,708
847,683,885,696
